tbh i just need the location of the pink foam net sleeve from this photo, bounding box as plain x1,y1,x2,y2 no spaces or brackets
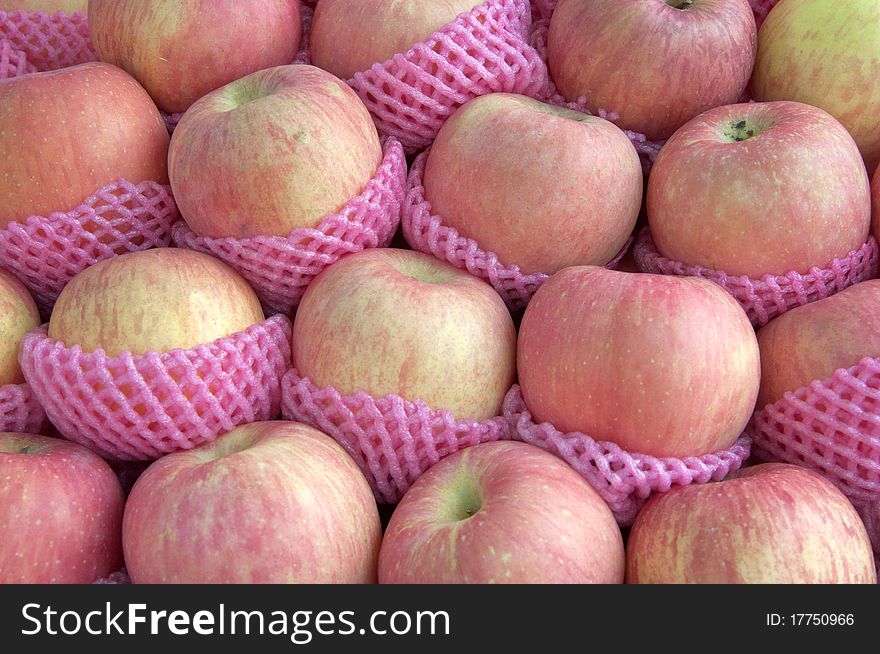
749,356,880,552
346,0,547,152
634,228,879,328
0,382,46,433
0,180,180,315
0,10,95,74
281,369,512,505
0,37,34,79
19,315,293,461
504,385,752,526
402,149,632,312
173,138,405,316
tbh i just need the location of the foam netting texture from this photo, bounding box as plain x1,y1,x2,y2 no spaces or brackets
504,385,752,526
346,0,546,152
749,356,880,552
281,369,512,505
0,180,180,315
0,382,45,433
403,149,633,312
0,9,95,79
634,228,880,328
173,139,406,316
19,315,292,461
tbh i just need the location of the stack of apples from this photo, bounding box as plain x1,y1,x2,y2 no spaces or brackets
1,0,880,585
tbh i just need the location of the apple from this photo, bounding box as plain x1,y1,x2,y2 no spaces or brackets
48,248,265,357
0,62,169,227
627,463,877,583
292,248,516,421
379,441,625,583
88,0,302,114
518,266,760,458
0,270,39,386
0,0,87,12
311,0,481,80
0,432,124,584
123,421,382,583
169,65,382,239
752,0,880,174
547,0,757,141
755,280,880,409
422,93,642,275
873,166,879,240
647,101,871,277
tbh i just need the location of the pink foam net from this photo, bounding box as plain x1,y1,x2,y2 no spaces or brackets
749,356,880,551
403,149,632,311
173,138,406,316
634,228,879,328
0,382,45,433
0,10,95,75
0,180,180,315
19,315,293,461
0,37,34,79
504,385,752,526
345,0,547,152
281,369,512,505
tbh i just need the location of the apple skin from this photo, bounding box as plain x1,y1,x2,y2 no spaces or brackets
548,0,756,141
379,441,625,584
518,266,760,458
626,463,877,584
169,65,382,239
0,62,169,228
0,0,87,12
423,93,642,275
752,0,880,174
292,248,517,422
311,0,480,80
88,0,301,114
756,280,880,408
123,421,382,583
48,248,265,357
647,101,871,277
0,432,124,584
0,270,39,386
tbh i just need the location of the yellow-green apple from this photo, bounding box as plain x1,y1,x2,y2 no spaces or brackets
0,0,87,11
423,93,642,275
756,280,880,408
752,0,880,174
293,248,516,421
0,62,169,227
379,441,624,584
169,65,382,239
0,433,124,584
311,0,480,80
518,266,760,457
123,421,382,583
88,0,301,114
0,270,39,386
626,463,877,583
873,166,879,239
548,0,757,141
48,248,264,356
647,101,871,276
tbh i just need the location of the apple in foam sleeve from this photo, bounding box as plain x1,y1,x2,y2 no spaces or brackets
0,269,40,386
423,93,643,275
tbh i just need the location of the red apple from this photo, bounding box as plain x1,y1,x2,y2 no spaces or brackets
752,0,880,174
88,0,301,114
169,65,382,238
0,432,124,584
0,270,39,386
293,248,516,421
311,0,480,80
123,421,382,583
48,248,265,357
0,62,169,227
423,93,642,275
548,0,756,141
627,463,877,583
0,0,87,11
379,441,625,583
756,279,880,408
518,266,760,457
647,101,871,277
